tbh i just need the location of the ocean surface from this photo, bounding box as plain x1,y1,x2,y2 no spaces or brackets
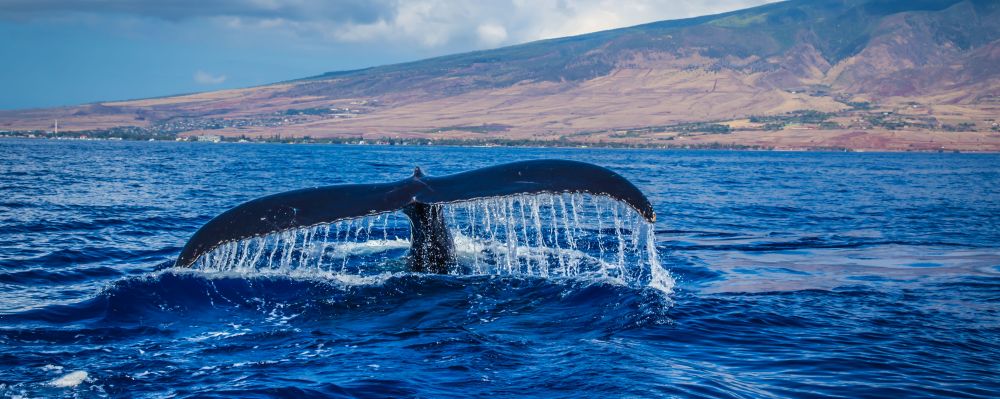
1,139,998,398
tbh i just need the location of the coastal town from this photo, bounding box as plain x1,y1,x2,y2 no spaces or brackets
3,99,997,151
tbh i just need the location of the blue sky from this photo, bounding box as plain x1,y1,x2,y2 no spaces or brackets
0,0,776,110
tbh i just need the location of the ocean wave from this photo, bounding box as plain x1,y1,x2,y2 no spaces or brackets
3,270,672,330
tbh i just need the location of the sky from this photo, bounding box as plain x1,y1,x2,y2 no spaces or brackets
0,0,778,110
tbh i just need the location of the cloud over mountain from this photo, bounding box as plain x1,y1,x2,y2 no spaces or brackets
193,70,226,85
0,0,776,49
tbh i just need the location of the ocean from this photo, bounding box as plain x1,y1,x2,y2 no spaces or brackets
1,139,998,398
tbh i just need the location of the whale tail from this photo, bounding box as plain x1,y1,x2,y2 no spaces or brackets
174,159,655,272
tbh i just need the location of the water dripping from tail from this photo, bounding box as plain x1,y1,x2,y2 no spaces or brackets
188,193,672,294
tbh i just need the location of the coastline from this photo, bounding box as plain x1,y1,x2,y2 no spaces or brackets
3,135,998,154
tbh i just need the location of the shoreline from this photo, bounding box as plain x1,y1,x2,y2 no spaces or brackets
3,135,998,154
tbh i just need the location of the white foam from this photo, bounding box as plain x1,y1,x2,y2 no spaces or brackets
164,267,403,288
48,370,88,388
187,330,246,342
40,364,63,372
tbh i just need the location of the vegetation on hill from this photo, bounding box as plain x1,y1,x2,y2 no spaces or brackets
2,0,999,151
296,0,998,99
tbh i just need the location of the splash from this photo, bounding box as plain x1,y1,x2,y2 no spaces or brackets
190,193,672,293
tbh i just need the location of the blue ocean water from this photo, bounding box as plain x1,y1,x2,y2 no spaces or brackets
1,139,998,398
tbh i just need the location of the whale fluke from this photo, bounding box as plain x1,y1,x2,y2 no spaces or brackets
174,159,655,271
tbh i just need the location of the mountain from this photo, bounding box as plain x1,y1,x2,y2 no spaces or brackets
3,0,1000,151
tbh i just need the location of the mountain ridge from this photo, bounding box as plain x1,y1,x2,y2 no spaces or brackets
3,0,999,151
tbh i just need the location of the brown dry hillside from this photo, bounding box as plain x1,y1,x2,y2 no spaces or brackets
2,0,1000,151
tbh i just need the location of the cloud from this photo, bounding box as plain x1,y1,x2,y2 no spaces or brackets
0,0,397,24
2,0,780,51
309,0,779,50
194,70,227,85
476,23,508,46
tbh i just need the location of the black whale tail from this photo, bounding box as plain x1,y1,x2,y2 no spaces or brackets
174,160,655,272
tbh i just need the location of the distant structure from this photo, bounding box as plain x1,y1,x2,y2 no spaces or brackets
196,135,222,143
54,119,58,135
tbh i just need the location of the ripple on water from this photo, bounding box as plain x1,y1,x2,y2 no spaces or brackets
1,141,998,398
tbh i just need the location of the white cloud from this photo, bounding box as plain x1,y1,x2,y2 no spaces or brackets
476,23,508,46
194,70,227,85
9,1,781,52
315,0,779,50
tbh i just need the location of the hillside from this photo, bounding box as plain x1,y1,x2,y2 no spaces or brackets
2,0,1000,151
